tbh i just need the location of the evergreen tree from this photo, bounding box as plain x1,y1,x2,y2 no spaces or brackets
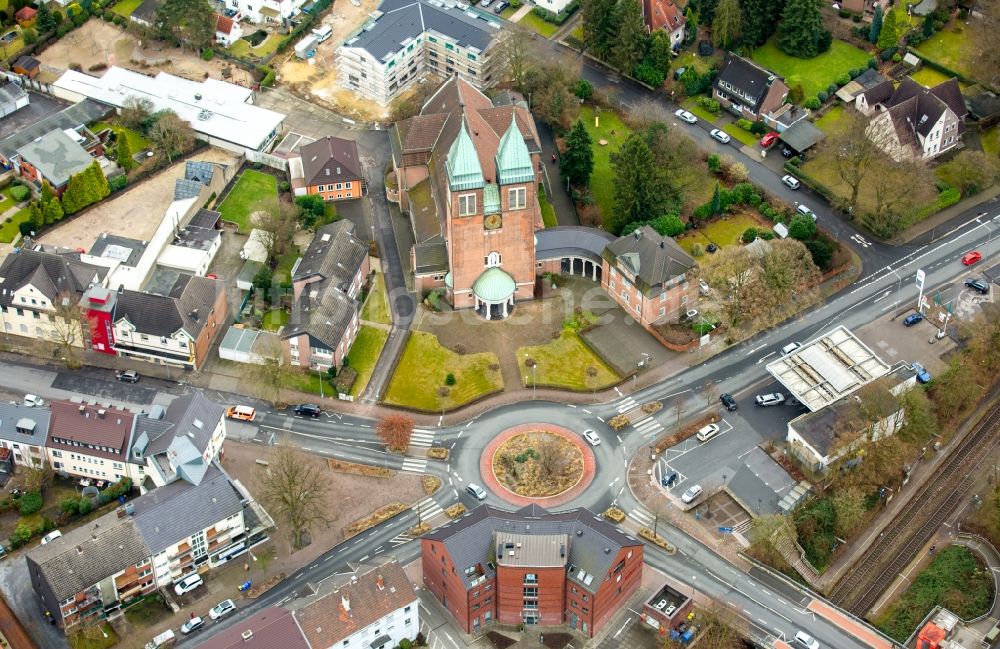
40,180,54,205
788,84,805,104
712,0,742,48
560,120,595,187
613,0,648,74
634,30,672,87
61,174,81,214
691,0,720,25
868,4,883,43
684,7,698,45
155,0,215,50
922,13,934,37
777,0,830,58
27,201,43,232
43,199,64,225
710,182,722,215
89,161,111,201
581,0,618,60
116,133,135,172
877,7,905,50
741,0,785,47
610,134,673,235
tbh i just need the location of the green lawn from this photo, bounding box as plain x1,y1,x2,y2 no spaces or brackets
110,0,143,15
383,331,503,411
673,50,720,75
680,98,719,124
227,33,283,59
517,332,619,391
814,104,847,134
273,247,300,284
909,66,953,89
539,184,557,228
516,10,559,38
982,125,1000,157
346,325,389,397
360,273,391,325
0,185,23,213
752,37,870,101
261,309,289,331
123,595,171,627
676,212,761,254
285,369,335,397
499,4,517,18
0,206,32,243
91,121,151,152
914,23,972,78
722,123,757,146
217,170,278,231
580,105,633,230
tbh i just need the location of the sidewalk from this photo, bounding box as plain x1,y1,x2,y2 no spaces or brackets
892,184,1000,245
538,123,580,226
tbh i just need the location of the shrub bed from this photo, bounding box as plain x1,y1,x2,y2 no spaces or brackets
446,503,467,518
426,447,450,460
638,527,675,552
327,458,394,478
422,475,442,495
343,502,408,538
603,506,626,522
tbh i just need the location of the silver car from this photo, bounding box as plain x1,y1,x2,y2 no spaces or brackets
674,109,697,124
781,174,801,190
710,129,731,144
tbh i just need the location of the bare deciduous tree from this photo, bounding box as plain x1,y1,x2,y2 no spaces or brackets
148,111,195,163
825,108,885,212
250,199,299,264
254,443,333,549
244,336,295,407
376,414,414,453
49,291,83,369
535,436,569,479
119,97,154,133
499,24,534,92
967,0,1000,88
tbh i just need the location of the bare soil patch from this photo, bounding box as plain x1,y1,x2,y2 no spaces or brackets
492,431,583,498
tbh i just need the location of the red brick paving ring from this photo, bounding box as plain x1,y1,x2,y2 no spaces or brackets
480,423,596,508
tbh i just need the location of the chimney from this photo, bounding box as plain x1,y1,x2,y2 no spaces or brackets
241,630,253,641
376,575,385,591
97,409,106,419
79,405,86,414
633,229,642,240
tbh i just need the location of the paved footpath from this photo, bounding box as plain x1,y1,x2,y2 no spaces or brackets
0,591,38,649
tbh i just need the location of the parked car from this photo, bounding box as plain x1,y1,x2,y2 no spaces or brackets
225,405,256,422
760,132,779,148
674,109,697,124
23,394,44,408
661,472,678,487
582,429,601,446
493,1,508,12
719,393,737,411
781,175,801,190
480,0,493,7
115,370,139,383
710,129,730,144
755,392,785,407
294,404,321,417
962,250,983,266
696,423,720,442
903,313,924,326
466,483,488,500
912,362,931,384
796,204,817,221
794,631,820,649
781,342,801,356
965,278,990,294
40,530,62,545
781,146,795,158
173,573,204,596
180,616,204,634
209,599,236,621
681,485,703,503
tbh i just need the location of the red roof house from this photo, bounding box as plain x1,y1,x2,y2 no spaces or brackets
15,6,37,27
643,0,686,45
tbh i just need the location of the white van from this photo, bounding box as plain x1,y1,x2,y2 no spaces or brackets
312,25,333,42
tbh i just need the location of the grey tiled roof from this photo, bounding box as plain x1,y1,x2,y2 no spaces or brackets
414,239,448,274
0,402,50,447
604,226,694,295
716,54,778,114
115,276,223,339
27,512,151,601
535,226,616,265
0,249,108,307
195,607,311,649
284,285,358,351
294,221,368,290
0,98,112,161
131,464,243,554
349,0,500,61
300,136,363,187
425,505,641,592
16,129,94,187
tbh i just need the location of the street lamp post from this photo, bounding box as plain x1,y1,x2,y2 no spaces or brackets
317,366,324,399
891,268,903,319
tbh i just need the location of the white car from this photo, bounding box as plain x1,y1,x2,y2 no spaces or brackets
180,616,204,634
696,424,720,442
582,429,601,446
781,174,801,190
173,572,204,596
674,109,697,124
796,204,817,221
23,394,44,408
755,392,786,407
710,129,731,144
794,631,820,649
466,483,488,500
40,530,62,545
209,599,236,620
681,485,703,503
781,342,801,356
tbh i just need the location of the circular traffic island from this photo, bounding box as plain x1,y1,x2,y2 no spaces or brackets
481,423,596,508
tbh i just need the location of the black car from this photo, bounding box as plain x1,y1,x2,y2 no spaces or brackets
719,393,737,411
115,370,139,383
965,278,990,295
781,146,794,158
294,404,322,417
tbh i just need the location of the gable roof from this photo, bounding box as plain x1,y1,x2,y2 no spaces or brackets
0,249,108,307
293,220,369,288
300,136,363,187
16,129,95,187
12,55,40,72
646,0,685,33
293,558,416,647
0,402,50,447
216,13,236,34
604,226,695,295
716,54,779,113
15,6,37,19
861,79,895,106
195,607,311,649
48,400,135,460
114,276,223,339
879,77,968,145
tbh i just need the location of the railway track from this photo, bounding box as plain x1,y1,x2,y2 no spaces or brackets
828,399,1000,615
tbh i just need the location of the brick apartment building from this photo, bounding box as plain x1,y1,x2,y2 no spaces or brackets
421,505,643,637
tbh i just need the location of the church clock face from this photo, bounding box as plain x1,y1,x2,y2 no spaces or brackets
484,214,502,230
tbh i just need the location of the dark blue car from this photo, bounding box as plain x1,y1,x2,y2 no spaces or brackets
903,313,924,326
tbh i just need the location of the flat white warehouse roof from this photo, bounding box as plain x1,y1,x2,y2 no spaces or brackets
53,67,285,151
765,325,891,412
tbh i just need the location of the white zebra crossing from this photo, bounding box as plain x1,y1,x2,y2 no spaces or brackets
635,418,663,438
628,507,654,527
733,519,753,535
414,497,444,520
411,428,436,448
616,397,637,413
400,457,428,474
389,533,412,547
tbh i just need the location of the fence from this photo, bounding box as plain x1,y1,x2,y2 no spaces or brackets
0,70,55,94
243,149,289,172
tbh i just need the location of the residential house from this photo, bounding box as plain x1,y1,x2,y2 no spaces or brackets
46,400,135,483
713,54,791,123
11,56,40,79
228,0,307,24
0,249,109,348
840,0,889,20
642,0,686,46
863,77,968,161
26,463,260,632
854,78,894,116
15,129,102,194
535,0,575,15
14,6,37,27
337,0,506,106
0,402,50,470
601,226,696,329
283,221,370,370
195,607,312,649
834,68,889,103
291,558,419,649
215,14,244,47
294,136,365,201
81,276,228,370
129,0,160,27
422,505,643,636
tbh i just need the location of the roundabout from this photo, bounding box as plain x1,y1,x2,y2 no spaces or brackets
479,422,596,508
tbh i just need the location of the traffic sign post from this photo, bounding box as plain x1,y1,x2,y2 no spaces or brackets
915,269,926,313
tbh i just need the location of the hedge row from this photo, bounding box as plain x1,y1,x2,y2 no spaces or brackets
784,161,836,203
532,0,579,25
904,48,980,88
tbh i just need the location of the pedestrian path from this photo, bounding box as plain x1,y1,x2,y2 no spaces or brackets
414,496,444,521
411,428,436,447
616,397,637,413
628,506,654,528
389,531,412,547
400,457,428,474
634,417,663,438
